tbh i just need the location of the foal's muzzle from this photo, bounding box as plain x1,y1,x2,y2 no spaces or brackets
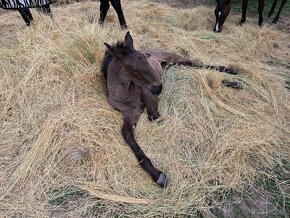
150,84,162,95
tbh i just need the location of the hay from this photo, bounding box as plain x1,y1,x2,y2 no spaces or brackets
0,0,289,216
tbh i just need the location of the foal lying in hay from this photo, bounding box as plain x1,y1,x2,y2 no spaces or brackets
101,31,242,187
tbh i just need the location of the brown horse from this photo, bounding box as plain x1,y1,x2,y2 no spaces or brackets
101,32,241,187
214,0,231,33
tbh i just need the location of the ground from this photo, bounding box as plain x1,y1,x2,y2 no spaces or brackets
0,0,289,217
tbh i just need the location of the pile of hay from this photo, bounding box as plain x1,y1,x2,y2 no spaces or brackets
0,0,289,216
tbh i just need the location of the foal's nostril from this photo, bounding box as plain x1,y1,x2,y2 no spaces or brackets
150,85,162,95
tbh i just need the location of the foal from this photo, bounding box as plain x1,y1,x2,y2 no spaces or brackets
240,0,288,26
98,0,127,29
102,32,240,187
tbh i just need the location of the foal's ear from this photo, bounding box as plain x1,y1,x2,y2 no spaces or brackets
104,42,113,51
125,31,134,49
104,42,124,60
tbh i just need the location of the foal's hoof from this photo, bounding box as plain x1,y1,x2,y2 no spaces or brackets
156,173,168,188
148,113,160,122
221,80,243,90
225,67,239,75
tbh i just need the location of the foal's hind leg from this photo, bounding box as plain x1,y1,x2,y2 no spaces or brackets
146,51,239,75
122,113,167,187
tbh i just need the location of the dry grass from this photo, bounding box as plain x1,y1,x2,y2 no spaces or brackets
0,0,289,217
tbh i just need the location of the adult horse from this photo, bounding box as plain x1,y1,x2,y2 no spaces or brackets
240,0,288,26
101,32,241,187
214,0,231,32
98,0,127,29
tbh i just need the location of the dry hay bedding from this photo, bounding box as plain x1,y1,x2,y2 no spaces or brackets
0,0,289,217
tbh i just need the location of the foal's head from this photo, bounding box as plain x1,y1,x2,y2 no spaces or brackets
214,0,231,32
105,32,162,95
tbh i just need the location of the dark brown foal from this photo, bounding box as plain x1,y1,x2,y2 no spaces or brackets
101,32,241,187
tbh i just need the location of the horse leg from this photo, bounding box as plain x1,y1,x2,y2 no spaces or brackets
18,8,34,26
240,0,248,24
268,0,278,17
272,0,287,23
109,0,127,29
258,0,265,26
99,0,110,26
145,51,239,75
143,51,204,68
122,114,167,187
141,88,160,121
36,4,53,20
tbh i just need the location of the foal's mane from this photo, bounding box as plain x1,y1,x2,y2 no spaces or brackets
101,41,132,80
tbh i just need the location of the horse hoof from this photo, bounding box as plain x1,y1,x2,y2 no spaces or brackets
121,24,128,30
148,114,160,122
272,19,277,24
221,80,243,90
225,67,239,75
156,173,168,188
239,19,245,25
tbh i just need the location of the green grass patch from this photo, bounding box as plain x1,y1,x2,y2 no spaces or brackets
48,186,87,206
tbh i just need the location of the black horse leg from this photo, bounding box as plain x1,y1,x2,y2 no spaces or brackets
18,8,34,26
99,0,110,25
240,0,249,24
272,0,287,23
268,0,278,17
109,0,127,29
37,4,51,14
122,115,167,187
258,0,265,26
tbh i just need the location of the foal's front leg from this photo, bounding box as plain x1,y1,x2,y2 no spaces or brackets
121,113,167,187
141,89,160,121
